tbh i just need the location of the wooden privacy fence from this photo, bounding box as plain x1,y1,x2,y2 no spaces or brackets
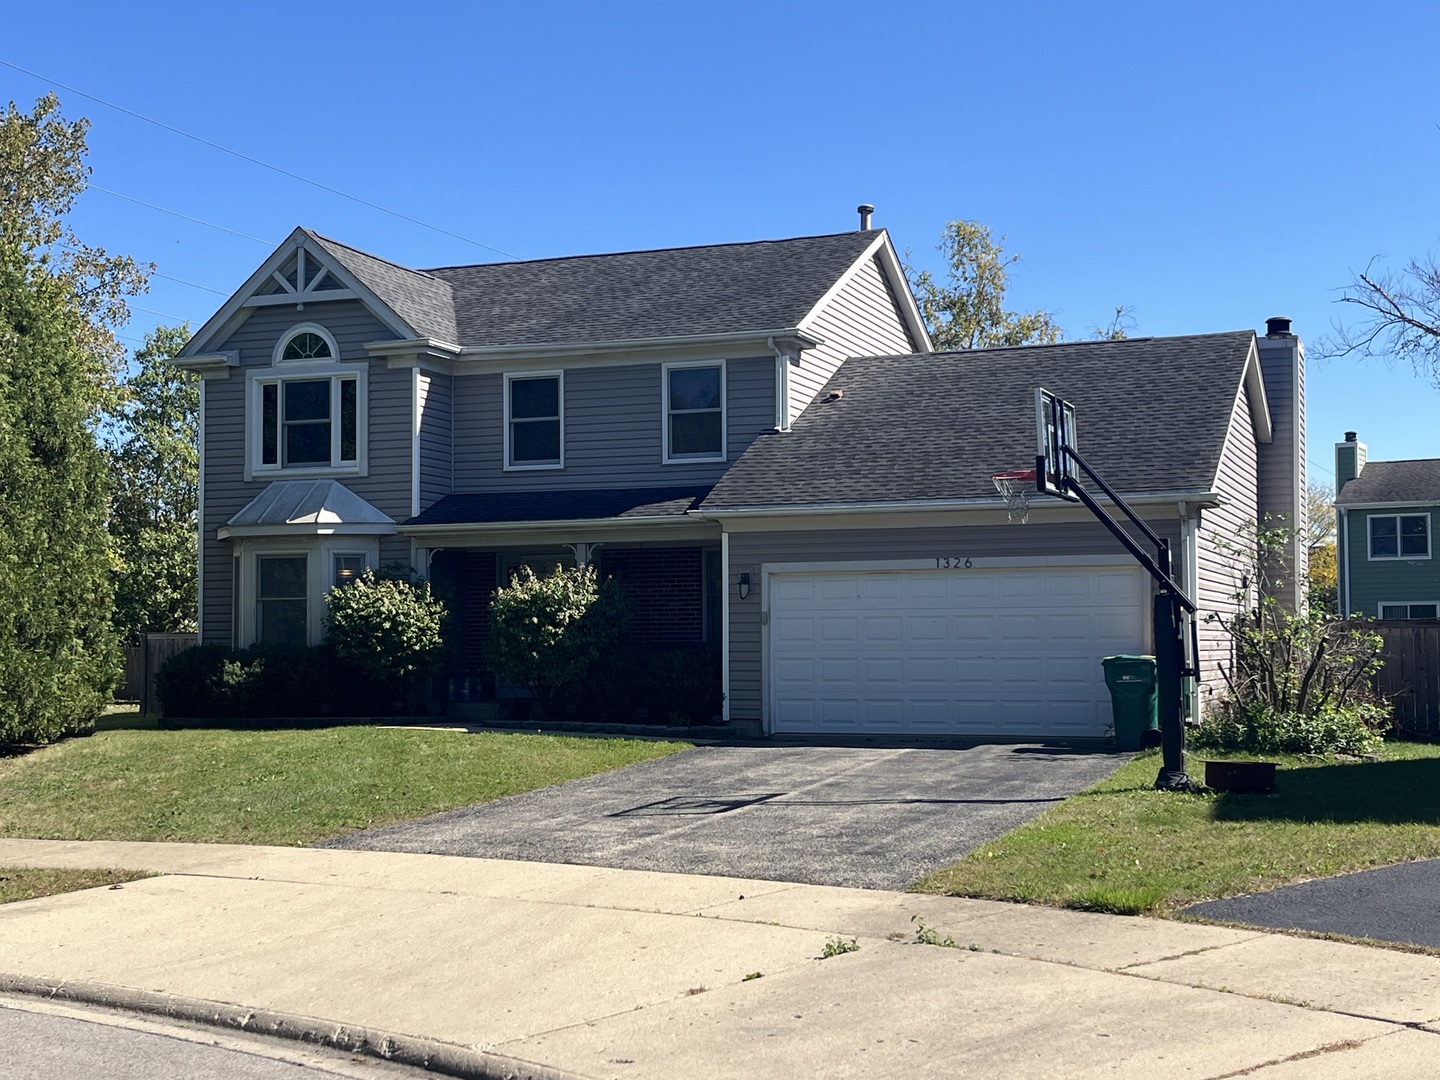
120,633,197,717
1363,620,1440,736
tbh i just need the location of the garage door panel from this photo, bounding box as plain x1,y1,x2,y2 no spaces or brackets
769,565,1146,737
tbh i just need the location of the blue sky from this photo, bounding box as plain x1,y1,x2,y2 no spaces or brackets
6,1,1440,489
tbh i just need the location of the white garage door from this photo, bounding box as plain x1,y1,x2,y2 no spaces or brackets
769,565,1147,737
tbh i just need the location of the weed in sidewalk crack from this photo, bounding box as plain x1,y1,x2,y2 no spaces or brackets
819,937,860,959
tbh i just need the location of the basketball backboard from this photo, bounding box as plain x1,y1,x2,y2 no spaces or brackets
1035,388,1080,501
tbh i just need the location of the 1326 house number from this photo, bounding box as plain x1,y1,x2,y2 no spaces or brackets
936,557,973,569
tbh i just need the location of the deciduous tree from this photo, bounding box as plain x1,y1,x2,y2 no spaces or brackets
1317,255,1440,381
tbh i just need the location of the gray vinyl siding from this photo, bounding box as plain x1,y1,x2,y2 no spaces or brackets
726,518,1182,722
1256,335,1305,606
789,255,915,424
1194,382,1260,709
418,370,452,512
451,356,774,491
1344,507,1440,616
199,300,409,644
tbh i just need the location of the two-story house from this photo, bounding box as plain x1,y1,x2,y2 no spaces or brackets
1335,432,1440,619
173,220,928,704
175,221,1306,739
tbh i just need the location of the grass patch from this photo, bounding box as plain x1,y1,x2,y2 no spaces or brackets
915,742,1440,914
0,727,688,846
0,867,148,904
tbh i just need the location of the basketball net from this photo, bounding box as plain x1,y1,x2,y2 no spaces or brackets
992,469,1036,525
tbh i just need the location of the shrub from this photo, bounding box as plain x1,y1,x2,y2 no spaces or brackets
154,644,230,718
154,642,389,720
1199,523,1390,755
324,570,447,708
586,645,723,725
486,564,629,710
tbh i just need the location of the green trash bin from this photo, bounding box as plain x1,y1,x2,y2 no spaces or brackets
1101,655,1158,751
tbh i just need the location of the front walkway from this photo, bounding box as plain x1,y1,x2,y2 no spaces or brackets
324,742,1126,890
2,840,1439,1079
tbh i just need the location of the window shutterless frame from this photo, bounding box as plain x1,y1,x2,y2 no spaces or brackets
246,363,368,480
503,370,564,470
1378,601,1440,620
1368,512,1431,560
661,359,726,464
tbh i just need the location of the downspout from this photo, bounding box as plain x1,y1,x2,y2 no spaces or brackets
720,531,731,724
768,336,790,431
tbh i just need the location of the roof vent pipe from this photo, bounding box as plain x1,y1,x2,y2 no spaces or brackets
1265,316,1293,337
857,204,874,231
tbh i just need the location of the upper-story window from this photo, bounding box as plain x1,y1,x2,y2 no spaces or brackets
1369,513,1430,560
505,371,563,469
247,324,367,479
663,360,725,463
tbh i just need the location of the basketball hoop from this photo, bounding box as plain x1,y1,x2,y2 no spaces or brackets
992,468,1037,524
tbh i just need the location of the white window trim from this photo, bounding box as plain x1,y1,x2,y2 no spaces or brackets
330,550,372,591
245,362,369,481
1377,601,1440,620
662,359,727,465
503,370,565,471
1367,512,1431,561
273,322,341,366
234,537,380,647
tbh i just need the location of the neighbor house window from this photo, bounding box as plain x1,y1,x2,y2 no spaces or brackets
257,555,308,647
505,372,562,469
663,361,725,462
1369,513,1430,559
1379,603,1440,620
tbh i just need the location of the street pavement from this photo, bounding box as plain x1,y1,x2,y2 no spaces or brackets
0,996,435,1080
324,742,1127,889
1184,858,1440,948
4,839,1440,1079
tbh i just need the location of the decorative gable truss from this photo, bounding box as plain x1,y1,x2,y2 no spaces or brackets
248,245,356,308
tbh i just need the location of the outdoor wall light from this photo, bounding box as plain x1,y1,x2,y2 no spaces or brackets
737,573,751,601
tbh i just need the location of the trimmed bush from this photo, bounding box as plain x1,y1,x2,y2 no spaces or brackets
486,565,630,709
324,570,447,709
154,643,389,720
587,645,723,726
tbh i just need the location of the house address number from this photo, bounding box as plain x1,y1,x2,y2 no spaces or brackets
936,557,973,569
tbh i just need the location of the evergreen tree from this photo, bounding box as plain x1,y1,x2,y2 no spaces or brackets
0,94,149,743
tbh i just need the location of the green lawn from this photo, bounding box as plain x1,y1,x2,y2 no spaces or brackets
916,742,1440,915
0,867,148,904
0,727,688,846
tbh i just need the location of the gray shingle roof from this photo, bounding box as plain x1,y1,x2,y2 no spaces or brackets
702,331,1259,509
1337,459,1440,505
309,232,458,343
312,230,883,348
407,486,712,527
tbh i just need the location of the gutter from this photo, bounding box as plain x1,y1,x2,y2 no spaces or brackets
394,328,825,364
693,491,1225,520
398,514,706,536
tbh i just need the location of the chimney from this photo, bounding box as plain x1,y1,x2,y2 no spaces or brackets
1266,316,1293,337
857,204,874,231
1336,431,1367,491
1255,317,1306,608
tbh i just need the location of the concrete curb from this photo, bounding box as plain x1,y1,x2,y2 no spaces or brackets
0,973,586,1080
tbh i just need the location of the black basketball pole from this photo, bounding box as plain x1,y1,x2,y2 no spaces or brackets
1043,446,1200,792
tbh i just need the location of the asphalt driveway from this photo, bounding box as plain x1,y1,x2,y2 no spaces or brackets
325,742,1126,890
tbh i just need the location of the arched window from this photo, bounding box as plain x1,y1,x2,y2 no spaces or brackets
273,323,340,366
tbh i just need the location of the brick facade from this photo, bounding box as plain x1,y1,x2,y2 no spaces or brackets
600,547,704,645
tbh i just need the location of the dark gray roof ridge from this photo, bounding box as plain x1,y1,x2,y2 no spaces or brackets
420,229,884,273
307,230,447,282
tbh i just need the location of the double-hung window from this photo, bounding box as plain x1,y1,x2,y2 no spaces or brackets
505,372,563,469
1369,513,1430,559
249,325,365,478
663,361,725,463
257,555,308,647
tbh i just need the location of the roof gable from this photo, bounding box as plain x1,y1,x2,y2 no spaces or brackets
702,331,1261,510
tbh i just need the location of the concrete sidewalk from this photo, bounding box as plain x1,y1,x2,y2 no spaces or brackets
2,840,1439,1079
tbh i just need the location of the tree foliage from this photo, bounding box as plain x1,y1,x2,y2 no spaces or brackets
485,564,629,709
904,220,1130,350
104,324,197,639
1303,482,1337,614
0,94,150,743
1317,254,1440,382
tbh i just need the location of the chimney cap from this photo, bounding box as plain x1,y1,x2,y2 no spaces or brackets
1265,316,1293,337
857,204,874,230
1345,431,1358,442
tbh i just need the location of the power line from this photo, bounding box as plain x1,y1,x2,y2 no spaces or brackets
153,271,227,296
90,186,273,245
1,58,520,260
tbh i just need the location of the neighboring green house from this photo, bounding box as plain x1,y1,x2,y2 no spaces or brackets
1336,432,1440,619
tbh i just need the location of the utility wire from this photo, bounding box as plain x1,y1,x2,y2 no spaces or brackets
1,58,520,260
153,271,227,296
90,185,273,245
